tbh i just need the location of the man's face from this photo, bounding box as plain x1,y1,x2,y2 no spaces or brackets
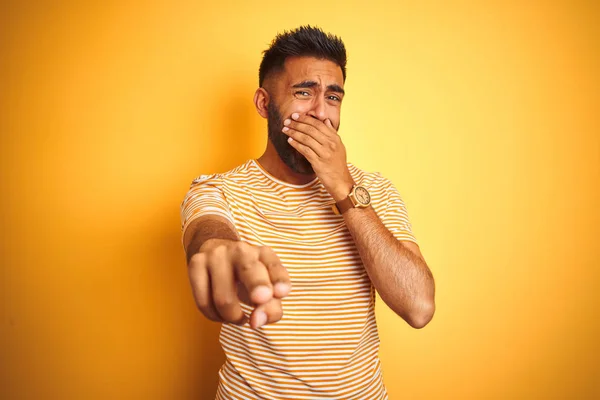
266,56,345,175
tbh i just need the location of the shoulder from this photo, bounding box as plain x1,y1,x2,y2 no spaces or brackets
188,160,255,189
347,162,393,190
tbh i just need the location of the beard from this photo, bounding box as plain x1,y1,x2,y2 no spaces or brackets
267,102,314,175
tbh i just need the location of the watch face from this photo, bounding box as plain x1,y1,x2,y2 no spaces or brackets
355,186,371,205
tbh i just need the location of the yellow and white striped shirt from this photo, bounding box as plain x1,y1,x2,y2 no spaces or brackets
181,159,417,400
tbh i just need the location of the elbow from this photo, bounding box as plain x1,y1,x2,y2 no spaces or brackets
406,299,436,329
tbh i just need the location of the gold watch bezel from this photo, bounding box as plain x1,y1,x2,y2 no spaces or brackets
349,185,371,208
332,185,371,215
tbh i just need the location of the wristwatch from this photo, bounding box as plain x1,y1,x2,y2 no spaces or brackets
332,185,371,215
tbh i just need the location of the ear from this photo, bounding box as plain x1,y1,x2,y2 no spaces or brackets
253,87,270,119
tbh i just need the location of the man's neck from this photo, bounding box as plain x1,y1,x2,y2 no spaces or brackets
256,142,316,185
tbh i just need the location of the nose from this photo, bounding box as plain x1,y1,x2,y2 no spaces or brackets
306,95,326,121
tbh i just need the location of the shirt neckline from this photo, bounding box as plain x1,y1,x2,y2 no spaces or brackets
251,159,320,189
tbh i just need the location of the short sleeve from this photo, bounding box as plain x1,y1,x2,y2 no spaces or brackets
180,174,235,241
378,177,418,245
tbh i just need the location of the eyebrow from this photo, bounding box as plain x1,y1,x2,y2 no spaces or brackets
292,80,345,95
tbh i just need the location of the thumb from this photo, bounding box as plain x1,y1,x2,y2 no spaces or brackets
324,118,334,129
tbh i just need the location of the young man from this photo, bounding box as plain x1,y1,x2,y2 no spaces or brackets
181,25,435,400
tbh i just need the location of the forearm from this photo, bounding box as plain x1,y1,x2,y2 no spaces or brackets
343,205,435,328
279,113,435,327
184,216,240,263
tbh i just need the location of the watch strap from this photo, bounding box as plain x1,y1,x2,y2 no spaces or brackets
332,196,354,215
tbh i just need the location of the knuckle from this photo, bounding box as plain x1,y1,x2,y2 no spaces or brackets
233,241,251,257
263,262,278,270
239,241,251,250
237,262,252,273
238,260,259,275
213,295,235,310
259,245,273,257
207,254,226,271
212,244,228,256
188,253,205,268
205,245,226,265
213,293,236,310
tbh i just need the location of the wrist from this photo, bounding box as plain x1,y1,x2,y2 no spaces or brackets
330,181,355,202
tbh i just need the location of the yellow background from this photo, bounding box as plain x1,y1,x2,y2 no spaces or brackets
1,1,599,399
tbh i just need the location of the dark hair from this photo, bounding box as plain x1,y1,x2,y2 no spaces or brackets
259,25,347,87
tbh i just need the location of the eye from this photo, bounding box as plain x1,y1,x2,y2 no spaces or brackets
295,91,310,96
327,95,341,102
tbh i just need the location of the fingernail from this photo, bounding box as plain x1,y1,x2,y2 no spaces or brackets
283,119,291,125
292,113,300,120
274,282,290,297
255,311,267,329
282,127,289,132
252,285,272,303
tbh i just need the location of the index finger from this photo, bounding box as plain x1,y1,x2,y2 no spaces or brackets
258,246,291,298
291,113,335,136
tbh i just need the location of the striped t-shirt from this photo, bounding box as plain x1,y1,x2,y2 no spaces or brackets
180,159,417,400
